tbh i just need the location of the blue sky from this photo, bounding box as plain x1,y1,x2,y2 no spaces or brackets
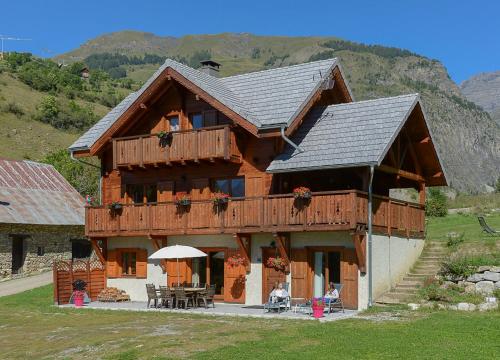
1,0,499,83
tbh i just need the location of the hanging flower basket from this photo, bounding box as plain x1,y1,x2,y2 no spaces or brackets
227,254,246,267
108,201,122,211
175,195,191,207
212,192,230,206
293,186,312,199
157,131,173,147
266,256,287,271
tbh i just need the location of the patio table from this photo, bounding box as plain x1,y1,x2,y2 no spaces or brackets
183,287,206,307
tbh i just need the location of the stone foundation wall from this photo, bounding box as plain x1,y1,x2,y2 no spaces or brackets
0,224,84,280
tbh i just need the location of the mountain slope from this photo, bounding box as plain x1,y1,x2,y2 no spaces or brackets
461,71,500,125
51,32,500,192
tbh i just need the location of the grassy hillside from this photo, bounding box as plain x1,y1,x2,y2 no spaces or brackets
56,31,500,192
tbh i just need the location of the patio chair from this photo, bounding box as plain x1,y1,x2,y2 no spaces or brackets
146,284,160,308
159,286,175,309
197,287,216,309
327,283,345,314
174,288,194,309
478,216,500,235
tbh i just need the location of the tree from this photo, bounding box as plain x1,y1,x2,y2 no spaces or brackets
36,96,59,123
425,188,448,217
43,149,100,199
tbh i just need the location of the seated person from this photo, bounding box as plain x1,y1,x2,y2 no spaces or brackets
324,282,339,304
270,282,289,303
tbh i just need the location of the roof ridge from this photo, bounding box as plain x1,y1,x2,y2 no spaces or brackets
325,93,419,109
222,58,338,79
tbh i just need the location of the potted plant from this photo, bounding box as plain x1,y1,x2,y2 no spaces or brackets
72,279,87,307
85,195,95,206
293,186,312,200
157,130,172,147
108,201,122,211
212,192,230,206
311,297,325,318
175,194,191,207
227,254,246,267
266,256,287,271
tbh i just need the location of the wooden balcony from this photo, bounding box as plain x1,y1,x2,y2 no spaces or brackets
112,125,241,168
86,190,425,238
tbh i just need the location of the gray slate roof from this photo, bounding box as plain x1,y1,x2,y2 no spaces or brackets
69,58,344,152
267,94,420,173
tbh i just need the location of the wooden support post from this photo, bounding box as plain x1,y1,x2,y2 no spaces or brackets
112,139,117,169
149,235,167,273
419,182,426,205
90,238,106,265
234,233,251,272
352,231,366,274
273,233,290,273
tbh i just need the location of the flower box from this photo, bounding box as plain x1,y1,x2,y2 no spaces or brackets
212,192,230,206
175,195,191,207
293,186,312,199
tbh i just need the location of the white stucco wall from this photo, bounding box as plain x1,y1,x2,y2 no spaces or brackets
361,234,424,306
107,237,165,301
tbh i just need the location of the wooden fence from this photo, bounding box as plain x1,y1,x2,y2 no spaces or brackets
53,259,105,305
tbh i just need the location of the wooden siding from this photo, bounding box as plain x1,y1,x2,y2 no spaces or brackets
86,190,425,237
113,125,240,168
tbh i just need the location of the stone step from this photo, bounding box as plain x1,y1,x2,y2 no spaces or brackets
419,256,445,261
396,282,422,289
376,296,404,305
392,287,419,294
413,264,440,269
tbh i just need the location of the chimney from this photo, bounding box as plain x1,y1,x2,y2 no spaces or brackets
199,60,221,77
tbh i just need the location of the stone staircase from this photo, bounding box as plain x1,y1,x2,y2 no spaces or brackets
376,242,448,305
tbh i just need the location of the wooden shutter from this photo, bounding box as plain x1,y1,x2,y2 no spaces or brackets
224,249,246,303
191,178,210,200
136,249,148,279
107,249,119,278
166,259,192,286
158,181,174,202
291,248,309,299
246,175,263,197
203,110,218,127
341,249,359,309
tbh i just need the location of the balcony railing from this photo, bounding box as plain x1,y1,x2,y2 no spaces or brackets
112,125,241,168
86,190,425,238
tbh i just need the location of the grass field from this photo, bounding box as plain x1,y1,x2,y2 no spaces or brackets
0,284,499,359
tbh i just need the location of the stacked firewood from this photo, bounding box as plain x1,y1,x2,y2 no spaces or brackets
97,287,130,302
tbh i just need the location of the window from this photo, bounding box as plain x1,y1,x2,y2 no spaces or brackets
126,184,157,204
72,239,92,259
37,246,45,256
190,113,203,129
121,251,137,276
213,177,245,197
169,116,180,131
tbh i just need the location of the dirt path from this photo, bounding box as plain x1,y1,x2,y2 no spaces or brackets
0,271,52,297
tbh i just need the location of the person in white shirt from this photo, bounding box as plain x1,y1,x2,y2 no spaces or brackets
270,282,289,303
325,282,339,304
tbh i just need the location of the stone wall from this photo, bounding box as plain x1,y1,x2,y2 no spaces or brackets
0,224,85,280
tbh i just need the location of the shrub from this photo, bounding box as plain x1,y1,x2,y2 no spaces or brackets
3,102,24,117
446,232,465,248
425,188,448,217
420,283,450,302
439,256,477,279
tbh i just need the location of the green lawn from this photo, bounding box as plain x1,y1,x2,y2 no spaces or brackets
0,285,499,359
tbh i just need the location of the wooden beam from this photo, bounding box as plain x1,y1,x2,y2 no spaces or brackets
149,235,167,273
90,238,106,265
273,232,290,273
377,164,425,183
419,182,426,205
234,233,251,272
420,136,430,144
352,232,366,274
404,131,423,176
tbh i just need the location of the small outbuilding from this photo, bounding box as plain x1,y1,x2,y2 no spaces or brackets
0,159,86,279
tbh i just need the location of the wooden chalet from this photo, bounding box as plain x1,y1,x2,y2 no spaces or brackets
69,58,446,309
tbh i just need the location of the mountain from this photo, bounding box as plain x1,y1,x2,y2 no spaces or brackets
461,71,500,125
40,32,500,191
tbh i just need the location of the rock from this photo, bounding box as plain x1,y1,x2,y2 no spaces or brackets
464,284,476,294
477,266,491,273
489,266,500,273
408,303,420,310
478,302,499,312
483,271,500,282
457,302,476,311
467,273,484,282
475,281,495,295
448,304,458,311
495,281,500,289
437,303,447,310
421,302,434,309
441,281,455,289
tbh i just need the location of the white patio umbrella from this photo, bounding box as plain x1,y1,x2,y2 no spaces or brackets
149,245,207,286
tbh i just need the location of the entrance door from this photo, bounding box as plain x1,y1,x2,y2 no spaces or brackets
224,249,246,303
262,248,286,303
191,249,226,300
11,236,25,274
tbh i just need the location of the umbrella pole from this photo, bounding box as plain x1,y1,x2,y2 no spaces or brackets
177,257,180,287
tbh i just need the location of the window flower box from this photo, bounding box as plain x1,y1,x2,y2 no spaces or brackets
293,186,312,200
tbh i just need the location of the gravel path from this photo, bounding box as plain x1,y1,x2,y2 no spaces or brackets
0,271,52,297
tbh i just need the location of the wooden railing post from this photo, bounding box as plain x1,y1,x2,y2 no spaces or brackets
112,139,117,170
406,202,410,238
223,126,230,160
387,199,392,237
350,191,358,229
138,136,144,167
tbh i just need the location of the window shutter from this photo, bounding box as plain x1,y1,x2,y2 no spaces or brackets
136,249,148,278
107,249,119,278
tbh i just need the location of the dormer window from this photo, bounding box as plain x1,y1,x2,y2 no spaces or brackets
169,116,180,132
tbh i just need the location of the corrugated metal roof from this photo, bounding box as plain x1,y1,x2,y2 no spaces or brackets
69,58,344,152
267,94,420,173
0,159,84,226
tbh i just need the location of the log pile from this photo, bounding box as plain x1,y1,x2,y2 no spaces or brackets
97,287,130,302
